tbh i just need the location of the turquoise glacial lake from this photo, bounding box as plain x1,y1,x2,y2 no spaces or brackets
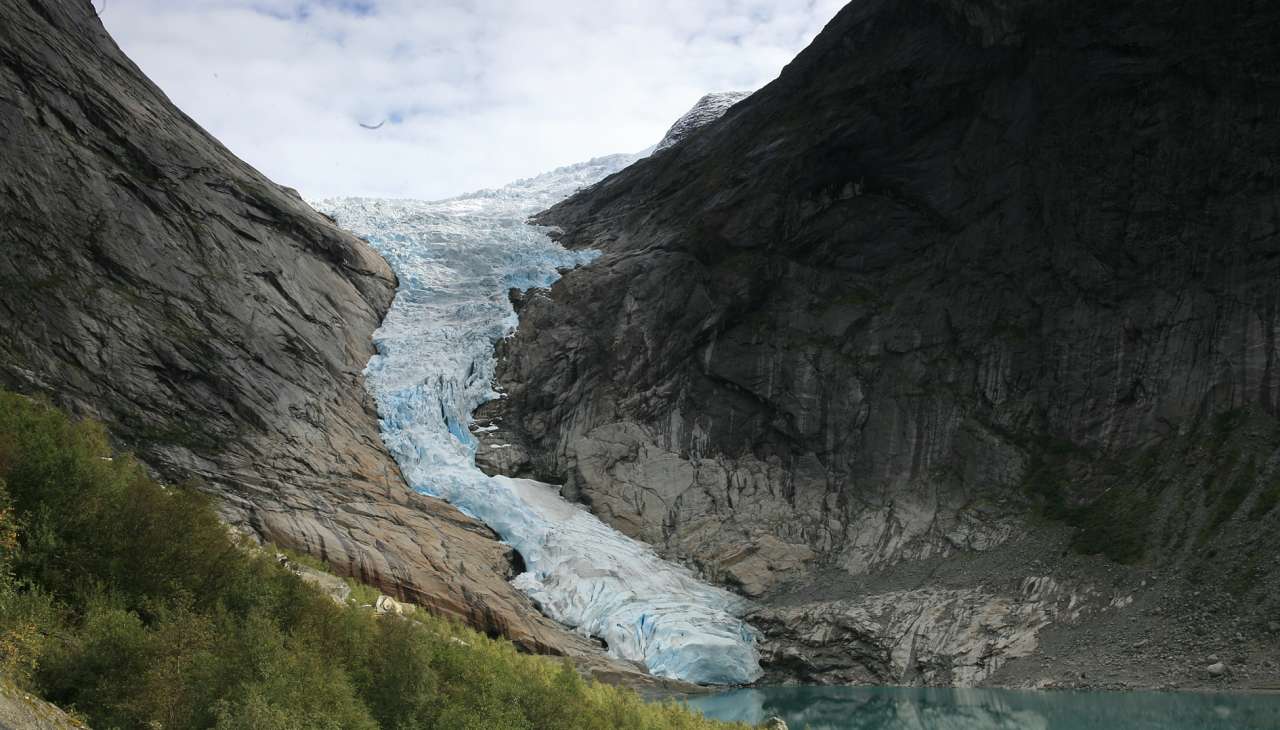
683,686,1280,729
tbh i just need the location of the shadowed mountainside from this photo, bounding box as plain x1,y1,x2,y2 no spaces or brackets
481,0,1280,689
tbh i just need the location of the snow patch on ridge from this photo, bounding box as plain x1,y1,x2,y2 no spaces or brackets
655,91,751,152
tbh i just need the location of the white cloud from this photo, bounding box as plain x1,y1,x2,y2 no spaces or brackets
102,0,846,199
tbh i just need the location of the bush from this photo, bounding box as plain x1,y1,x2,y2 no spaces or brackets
0,393,739,729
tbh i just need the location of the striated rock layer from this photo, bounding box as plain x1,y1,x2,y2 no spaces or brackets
0,0,618,664
483,0,1280,688
0,681,86,730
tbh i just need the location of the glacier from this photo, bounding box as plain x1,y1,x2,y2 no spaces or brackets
316,153,763,685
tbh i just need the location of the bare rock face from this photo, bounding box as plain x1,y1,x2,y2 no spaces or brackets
0,0,601,659
0,682,86,730
747,574,1141,687
484,0,1280,687
752,587,1050,686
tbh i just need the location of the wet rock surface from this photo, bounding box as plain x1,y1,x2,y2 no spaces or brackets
0,0,615,664
482,0,1280,687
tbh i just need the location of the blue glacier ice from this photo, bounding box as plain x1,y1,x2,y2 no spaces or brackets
316,154,763,685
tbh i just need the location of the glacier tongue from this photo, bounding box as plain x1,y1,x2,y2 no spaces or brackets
316,154,763,685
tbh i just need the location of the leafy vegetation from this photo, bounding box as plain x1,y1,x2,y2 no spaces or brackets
1025,406,1280,565
271,545,382,607
0,392,740,730
1022,434,1156,563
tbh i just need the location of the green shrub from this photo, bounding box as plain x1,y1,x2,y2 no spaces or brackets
0,393,740,729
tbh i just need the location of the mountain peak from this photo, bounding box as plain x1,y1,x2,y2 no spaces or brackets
654,91,751,152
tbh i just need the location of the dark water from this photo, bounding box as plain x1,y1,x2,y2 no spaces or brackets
683,686,1280,729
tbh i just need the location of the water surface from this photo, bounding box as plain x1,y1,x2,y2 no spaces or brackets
684,686,1280,729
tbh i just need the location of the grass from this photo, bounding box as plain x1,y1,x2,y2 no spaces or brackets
1200,454,1255,542
272,545,382,607
1248,475,1280,520
1025,405,1280,565
1022,431,1161,563
0,392,743,730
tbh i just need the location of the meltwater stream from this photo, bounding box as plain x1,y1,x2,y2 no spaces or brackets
318,156,762,685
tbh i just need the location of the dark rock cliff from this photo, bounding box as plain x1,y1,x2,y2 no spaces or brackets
485,0,1280,688
0,0,610,662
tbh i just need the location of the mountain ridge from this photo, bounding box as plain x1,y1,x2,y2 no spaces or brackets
0,0,615,666
483,0,1280,689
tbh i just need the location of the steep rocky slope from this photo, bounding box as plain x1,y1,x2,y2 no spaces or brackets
483,0,1280,688
0,682,86,730
0,0,613,662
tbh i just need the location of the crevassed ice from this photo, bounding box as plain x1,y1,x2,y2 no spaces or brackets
315,155,763,685
654,91,751,152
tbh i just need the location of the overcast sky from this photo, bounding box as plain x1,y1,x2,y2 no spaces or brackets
101,0,844,200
